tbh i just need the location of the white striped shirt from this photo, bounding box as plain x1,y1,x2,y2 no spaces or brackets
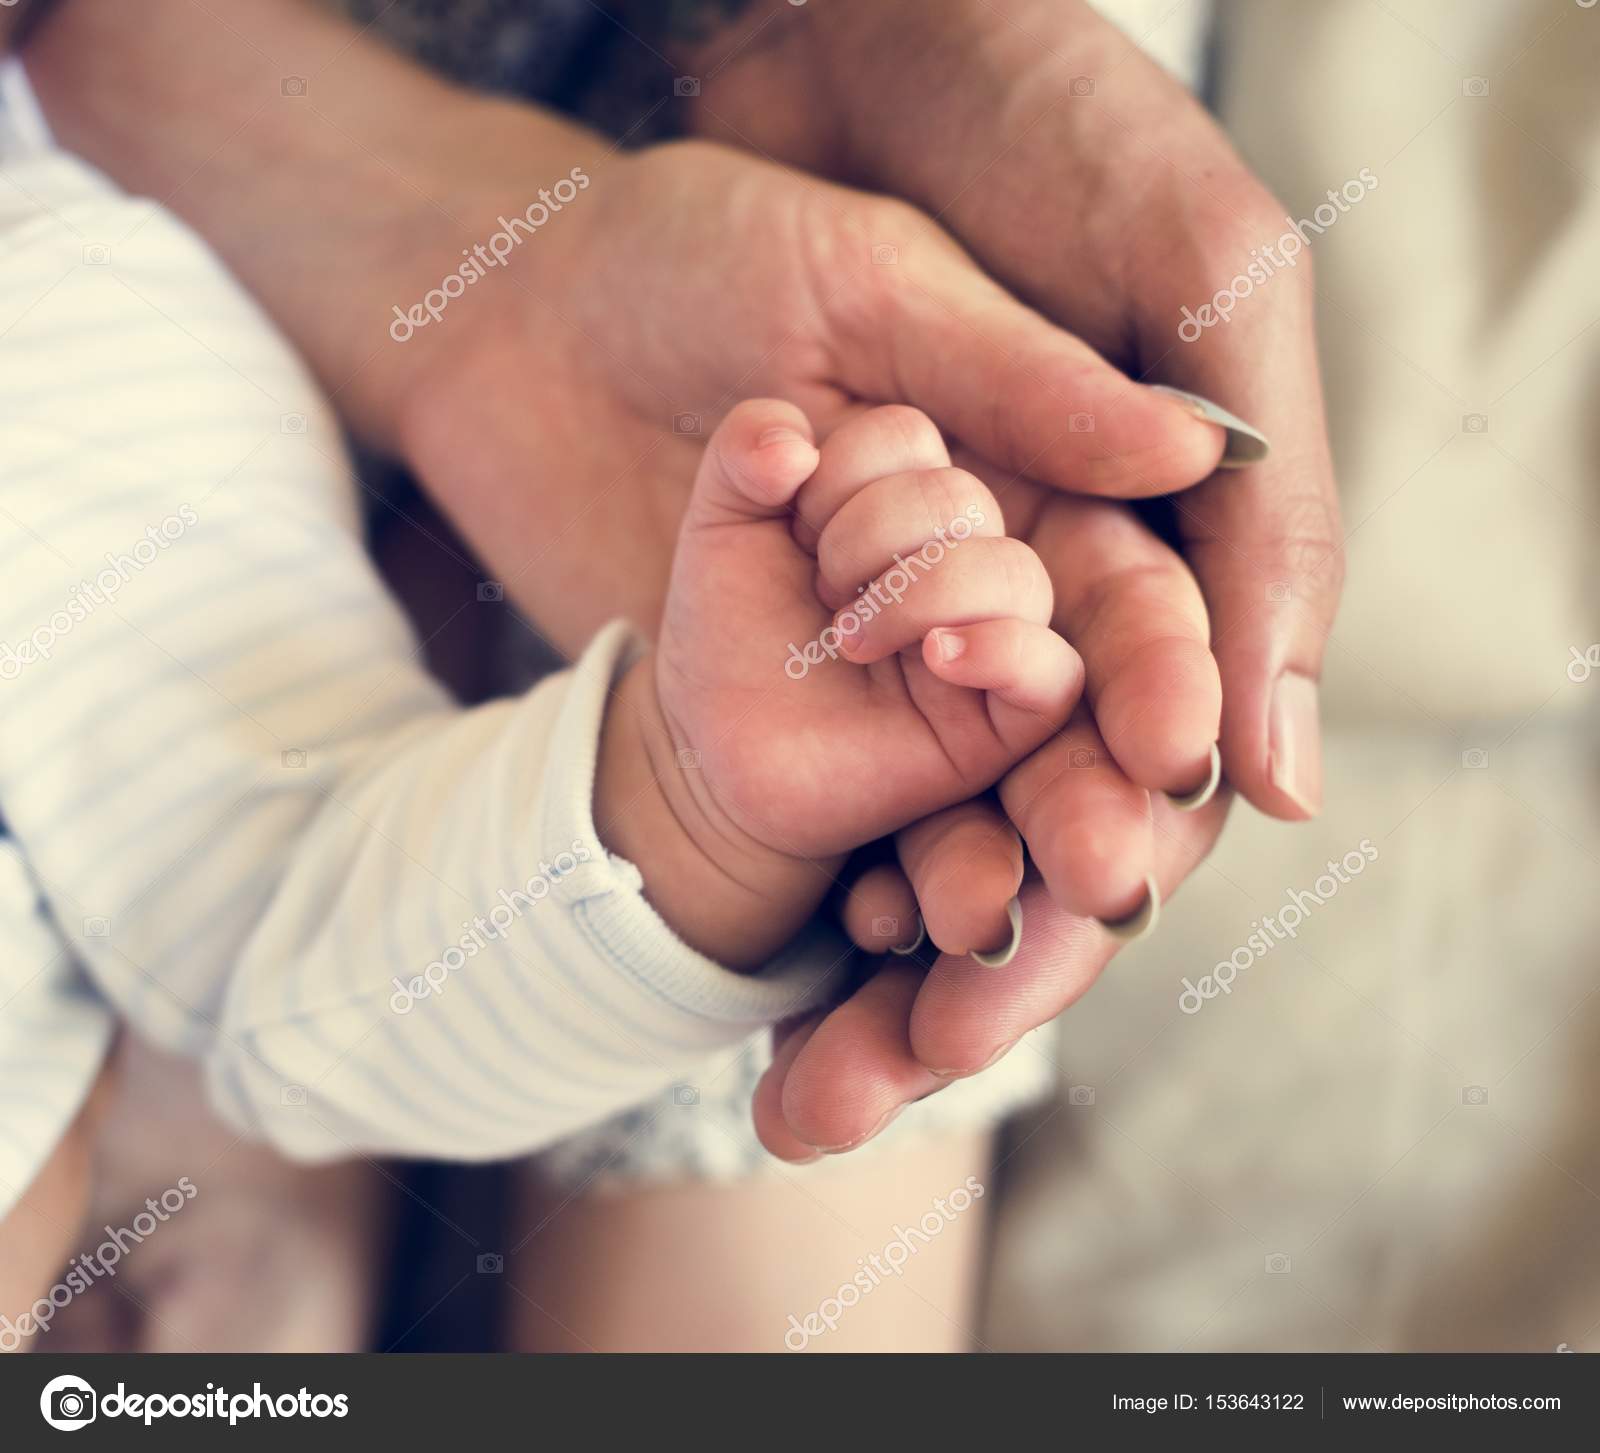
0,60,847,1206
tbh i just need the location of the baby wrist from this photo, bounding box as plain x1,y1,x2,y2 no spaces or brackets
595,657,829,971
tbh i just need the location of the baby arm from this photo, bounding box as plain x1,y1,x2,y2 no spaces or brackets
0,143,844,1162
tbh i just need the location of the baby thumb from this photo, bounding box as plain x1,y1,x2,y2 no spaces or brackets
687,399,819,529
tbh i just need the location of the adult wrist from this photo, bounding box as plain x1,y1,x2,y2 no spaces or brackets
678,0,966,180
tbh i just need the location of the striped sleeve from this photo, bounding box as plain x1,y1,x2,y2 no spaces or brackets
0,838,114,1218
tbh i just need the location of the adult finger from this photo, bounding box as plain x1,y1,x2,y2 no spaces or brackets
909,789,1229,1078
838,860,922,954
776,961,945,1153
894,798,1023,959
998,708,1153,923
829,203,1228,497
1159,293,1343,820
752,1013,832,1162
1004,478,1221,798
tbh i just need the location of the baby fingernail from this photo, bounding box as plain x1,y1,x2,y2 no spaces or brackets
931,628,966,663
1269,671,1323,817
757,425,807,450
1149,384,1271,468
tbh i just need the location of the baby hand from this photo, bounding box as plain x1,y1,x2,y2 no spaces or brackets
597,401,1082,968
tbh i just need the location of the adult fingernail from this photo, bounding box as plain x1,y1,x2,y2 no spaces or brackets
1269,670,1323,817
1150,385,1271,467
977,1038,1019,1072
1165,741,1223,813
889,915,926,955
1094,873,1161,944
818,1102,905,1154
971,896,1023,967
931,1038,1019,1081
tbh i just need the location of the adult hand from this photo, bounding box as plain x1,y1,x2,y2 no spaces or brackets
26,0,1290,1159
753,793,1230,1161
680,0,1345,1153
689,0,1345,823
392,137,1247,1155
397,138,1228,653
755,478,1239,1159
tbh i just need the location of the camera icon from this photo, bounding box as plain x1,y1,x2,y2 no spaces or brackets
1462,1084,1489,1106
280,412,307,434
674,412,702,435
41,1377,97,1430
1462,413,1489,433
871,915,900,938
1264,1252,1292,1274
674,76,701,97
83,915,110,938
872,243,899,266
82,243,111,266
676,747,702,769
1068,747,1096,769
477,581,504,602
280,1084,307,1106
1070,76,1096,97
1265,580,1292,603
282,76,307,97
1462,76,1490,97
1068,1084,1096,1106
674,1084,700,1106
1461,747,1489,770
281,748,307,769
1068,412,1096,433
476,1252,504,1274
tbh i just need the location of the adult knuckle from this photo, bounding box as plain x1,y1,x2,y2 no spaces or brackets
1275,521,1346,606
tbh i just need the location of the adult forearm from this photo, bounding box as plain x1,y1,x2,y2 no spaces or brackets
675,0,971,182
22,0,605,448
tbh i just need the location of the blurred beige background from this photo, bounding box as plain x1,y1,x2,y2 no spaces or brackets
988,0,1600,1352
